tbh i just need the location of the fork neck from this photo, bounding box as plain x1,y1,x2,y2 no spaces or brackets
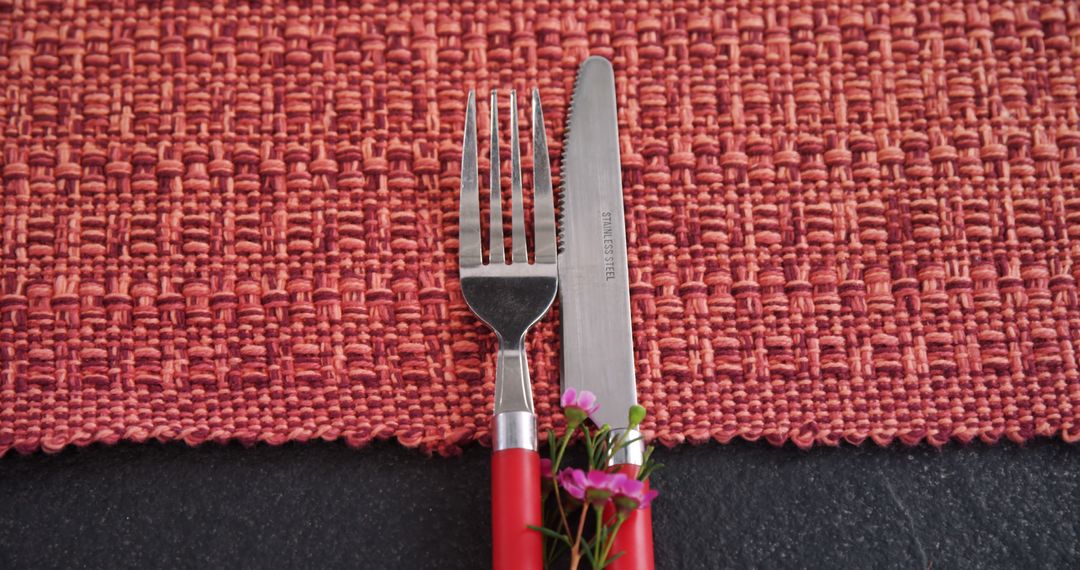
493,334,534,416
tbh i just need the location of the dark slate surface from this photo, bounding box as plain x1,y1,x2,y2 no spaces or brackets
1,439,1078,569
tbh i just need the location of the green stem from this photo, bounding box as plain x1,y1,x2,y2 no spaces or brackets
542,491,562,565
569,501,589,570
599,513,628,566
549,423,579,543
553,421,576,470
593,505,604,566
552,483,572,545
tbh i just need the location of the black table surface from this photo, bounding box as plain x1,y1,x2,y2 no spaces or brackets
1,437,1078,569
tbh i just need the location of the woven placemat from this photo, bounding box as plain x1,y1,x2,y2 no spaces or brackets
2,1,1079,456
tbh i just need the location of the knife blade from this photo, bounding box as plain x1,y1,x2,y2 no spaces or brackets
559,55,655,570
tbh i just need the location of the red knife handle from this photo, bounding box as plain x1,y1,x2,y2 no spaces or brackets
607,463,655,570
492,447,543,570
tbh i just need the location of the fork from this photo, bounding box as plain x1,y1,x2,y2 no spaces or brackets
459,88,557,570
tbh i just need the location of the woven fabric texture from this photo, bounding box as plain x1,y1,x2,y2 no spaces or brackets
2,1,1080,456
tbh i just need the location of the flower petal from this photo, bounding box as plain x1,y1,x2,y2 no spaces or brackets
618,478,644,496
540,458,553,479
577,390,597,413
586,470,611,487
557,468,587,500
561,387,577,408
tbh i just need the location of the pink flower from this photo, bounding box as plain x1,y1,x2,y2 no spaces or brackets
611,476,658,513
540,458,554,480
561,388,599,425
539,458,556,493
557,468,622,506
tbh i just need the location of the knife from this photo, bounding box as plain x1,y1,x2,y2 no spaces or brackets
559,56,655,570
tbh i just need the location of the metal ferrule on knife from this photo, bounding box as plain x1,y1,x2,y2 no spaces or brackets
608,428,645,466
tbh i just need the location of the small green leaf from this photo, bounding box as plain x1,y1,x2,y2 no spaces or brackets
639,446,658,471
590,445,606,470
580,543,597,566
600,551,626,568
527,525,572,546
638,461,664,481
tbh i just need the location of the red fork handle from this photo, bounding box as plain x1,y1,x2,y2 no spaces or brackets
606,463,655,570
492,448,543,570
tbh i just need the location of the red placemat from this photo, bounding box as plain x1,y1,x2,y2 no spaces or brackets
2,1,1080,456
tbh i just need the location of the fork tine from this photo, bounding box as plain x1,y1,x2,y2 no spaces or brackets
531,89,557,264
509,91,528,263
459,90,482,268
488,91,505,264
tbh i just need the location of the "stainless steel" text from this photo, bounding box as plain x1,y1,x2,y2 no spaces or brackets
601,211,616,281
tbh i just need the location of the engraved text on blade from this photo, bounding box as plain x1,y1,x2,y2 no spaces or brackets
601,211,616,281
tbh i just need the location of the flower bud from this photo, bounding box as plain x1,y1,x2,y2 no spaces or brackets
565,406,589,427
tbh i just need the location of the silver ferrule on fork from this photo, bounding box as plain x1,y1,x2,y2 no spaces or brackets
607,428,645,466
493,410,538,452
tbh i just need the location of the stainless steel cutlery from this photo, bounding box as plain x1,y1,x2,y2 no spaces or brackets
458,56,652,570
